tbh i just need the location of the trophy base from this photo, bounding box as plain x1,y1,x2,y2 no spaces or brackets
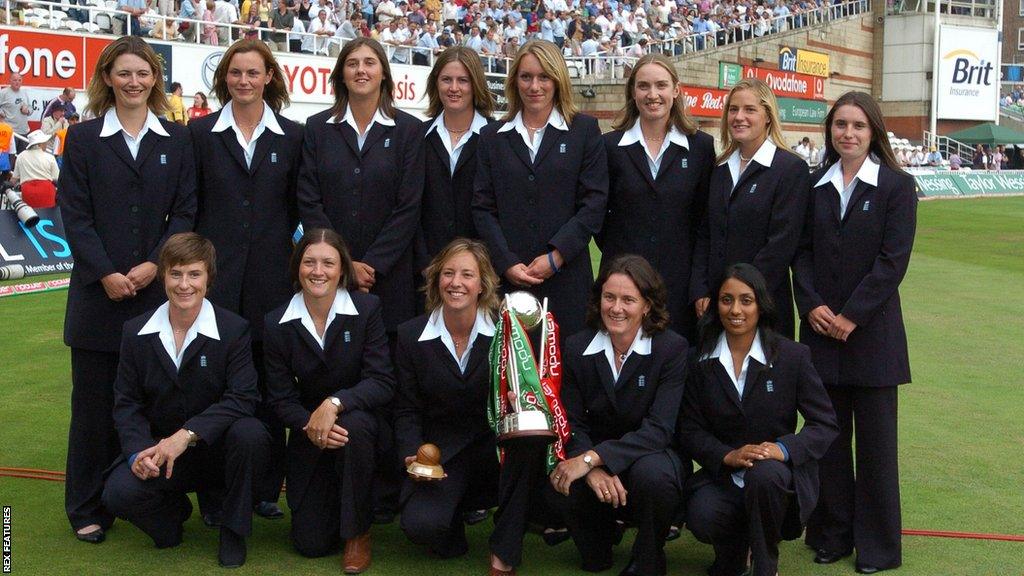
497,411,557,446
406,462,445,479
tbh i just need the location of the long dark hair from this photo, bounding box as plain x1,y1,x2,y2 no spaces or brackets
696,263,779,371
823,91,903,173
328,37,396,120
585,254,670,336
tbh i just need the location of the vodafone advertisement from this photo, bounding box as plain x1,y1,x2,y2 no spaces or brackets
743,66,824,100
167,44,430,121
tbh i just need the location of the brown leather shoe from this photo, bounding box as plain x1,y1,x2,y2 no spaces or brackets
343,532,371,574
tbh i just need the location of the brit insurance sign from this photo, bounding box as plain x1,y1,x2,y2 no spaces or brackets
936,25,999,121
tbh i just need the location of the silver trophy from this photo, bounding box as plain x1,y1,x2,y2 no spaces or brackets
496,291,557,444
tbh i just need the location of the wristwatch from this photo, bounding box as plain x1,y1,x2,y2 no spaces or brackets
328,396,343,411
583,453,595,470
185,429,198,447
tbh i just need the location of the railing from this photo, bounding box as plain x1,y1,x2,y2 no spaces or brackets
899,0,996,18
923,130,975,164
564,0,870,83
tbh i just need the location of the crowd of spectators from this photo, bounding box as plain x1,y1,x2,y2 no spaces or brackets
13,0,867,64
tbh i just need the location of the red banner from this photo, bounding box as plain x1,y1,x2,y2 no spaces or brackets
0,27,111,89
682,86,729,118
539,312,569,463
743,66,825,100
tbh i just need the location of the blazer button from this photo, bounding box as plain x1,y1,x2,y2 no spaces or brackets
354,168,361,175
649,236,657,243
242,200,251,207
130,205,139,213
528,175,535,181
242,222,249,229
132,249,140,257
351,210,358,217
132,228,139,234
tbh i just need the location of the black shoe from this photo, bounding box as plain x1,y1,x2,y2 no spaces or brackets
581,555,614,573
75,527,105,544
618,560,643,576
665,525,681,541
814,549,853,564
253,501,284,519
218,528,247,568
463,509,489,526
614,520,627,546
855,566,883,574
542,528,570,546
202,510,224,528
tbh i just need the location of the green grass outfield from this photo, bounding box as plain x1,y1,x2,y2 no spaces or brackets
1,198,1022,575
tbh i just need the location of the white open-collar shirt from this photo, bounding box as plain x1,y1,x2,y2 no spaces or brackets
278,288,359,349
815,155,880,218
326,105,395,150
719,138,777,192
497,107,568,162
582,328,652,382
138,298,220,370
618,119,690,179
100,107,169,160
418,307,496,373
211,100,284,168
424,111,488,175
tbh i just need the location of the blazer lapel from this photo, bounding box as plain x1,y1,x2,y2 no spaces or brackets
321,315,348,353
742,359,768,403
625,144,658,191
102,134,141,175
360,123,389,156
290,320,327,363
593,355,618,409
656,145,684,182
427,129,451,174
615,354,644,391
149,337,179,383
248,129,277,174
532,127,563,167
712,362,743,410
818,183,841,223
452,133,479,176
730,162,766,202
179,335,208,375
333,122,361,158
506,130,534,171
429,338,465,381
464,337,490,381
218,128,249,173
135,131,161,167
842,180,873,225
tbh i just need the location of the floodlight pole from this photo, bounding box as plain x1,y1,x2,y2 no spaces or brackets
930,0,940,145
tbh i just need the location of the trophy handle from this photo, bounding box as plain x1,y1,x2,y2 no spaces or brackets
504,294,523,414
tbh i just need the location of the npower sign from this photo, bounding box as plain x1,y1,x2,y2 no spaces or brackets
936,25,999,121
0,27,110,89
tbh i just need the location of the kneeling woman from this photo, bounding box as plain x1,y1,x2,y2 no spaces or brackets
102,232,270,568
264,229,395,573
680,263,838,576
394,238,501,558
553,254,689,576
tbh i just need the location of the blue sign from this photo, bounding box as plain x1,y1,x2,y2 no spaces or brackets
1,208,74,278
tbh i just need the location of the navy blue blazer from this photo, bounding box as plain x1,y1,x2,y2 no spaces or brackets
678,337,838,526
561,328,689,476
415,119,493,270
393,312,495,466
58,116,197,351
472,114,609,335
190,110,303,340
792,163,917,388
598,129,715,340
262,291,395,507
296,109,425,331
112,304,259,460
690,148,810,339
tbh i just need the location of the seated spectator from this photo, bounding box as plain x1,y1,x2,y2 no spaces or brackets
310,8,337,54
926,147,942,167
948,151,962,170
118,0,152,35
41,105,69,136
10,130,59,208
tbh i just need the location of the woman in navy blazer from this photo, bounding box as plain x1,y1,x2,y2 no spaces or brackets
472,39,608,336
599,54,714,342
296,37,424,336
191,39,303,518
102,232,270,568
58,36,196,543
553,254,689,576
690,78,810,340
263,229,395,573
680,263,837,576
795,92,917,574
393,239,500,559
416,48,496,269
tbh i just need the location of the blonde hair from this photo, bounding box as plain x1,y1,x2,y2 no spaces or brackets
613,53,696,134
716,78,788,163
422,238,500,317
86,36,168,117
425,47,495,119
503,40,577,124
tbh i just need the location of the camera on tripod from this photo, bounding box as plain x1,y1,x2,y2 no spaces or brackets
1,181,40,228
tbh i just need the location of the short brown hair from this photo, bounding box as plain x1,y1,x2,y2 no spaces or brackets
425,47,495,119
86,36,168,118
289,228,358,293
329,38,396,120
213,39,291,113
158,232,217,287
422,238,500,316
585,254,670,335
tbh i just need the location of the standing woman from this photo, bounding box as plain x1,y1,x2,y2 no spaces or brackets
190,38,304,520
680,263,838,576
472,39,608,337
58,35,196,543
263,229,395,573
393,239,501,559
796,91,917,575
690,77,810,340
553,254,689,576
417,47,495,269
187,91,212,121
599,53,715,342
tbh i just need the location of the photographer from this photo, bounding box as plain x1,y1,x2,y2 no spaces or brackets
9,130,59,208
